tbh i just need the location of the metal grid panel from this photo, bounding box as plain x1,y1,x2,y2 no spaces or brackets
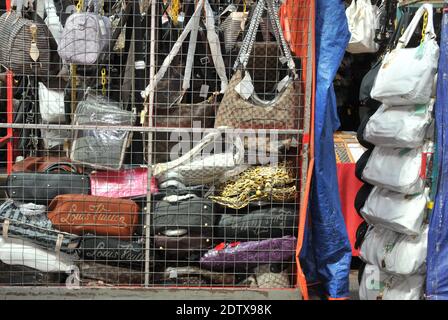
0,0,312,292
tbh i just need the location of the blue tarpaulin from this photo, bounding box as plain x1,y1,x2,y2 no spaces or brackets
427,10,448,300
301,0,353,299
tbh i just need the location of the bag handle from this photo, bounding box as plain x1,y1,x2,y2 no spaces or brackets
397,3,435,49
44,162,80,174
153,129,245,178
235,0,296,74
141,0,228,99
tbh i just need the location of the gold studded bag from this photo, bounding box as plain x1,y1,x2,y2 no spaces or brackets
209,163,297,209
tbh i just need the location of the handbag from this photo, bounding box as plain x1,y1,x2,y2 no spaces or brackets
345,0,380,54
363,99,433,148
214,0,301,130
12,156,82,173
162,266,236,285
0,235,76,273
47,194,139,239
359,263,424,300
215,205,298,240
79,262,145,285
7,170,90,205
0,199,80,251
0,10,50,75
370,4,439,105
78,235,145,269
200,236,296,271
361,142,433,194
57,2,111,65
38,82,66,124
153,194,215,260
0,261,67,286
89,167,158,198
361,186,428,236
70,93,136,171
209,162,297,210
359,225,428,275
246,264,291,289
153,130,245,186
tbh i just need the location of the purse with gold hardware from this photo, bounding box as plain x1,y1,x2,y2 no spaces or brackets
209,163,297,210
0,10,50,75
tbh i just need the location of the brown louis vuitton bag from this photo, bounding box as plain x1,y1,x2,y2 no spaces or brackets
48,195,139,239
215,0,301,130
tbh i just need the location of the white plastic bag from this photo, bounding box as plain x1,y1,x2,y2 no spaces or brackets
346,0,380,54
360,225,428,275
38,82,66,124
364,100,433,148
362,143,432,194
359,263,425,300
361,187,428,236
370,4,439,105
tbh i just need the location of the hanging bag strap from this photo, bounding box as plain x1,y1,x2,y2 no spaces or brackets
397,3,435,49
141,0,228,99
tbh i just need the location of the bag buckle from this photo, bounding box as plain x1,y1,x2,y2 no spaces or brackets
200,57,210,65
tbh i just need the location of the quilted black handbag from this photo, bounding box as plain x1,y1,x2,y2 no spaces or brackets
216,205,298,241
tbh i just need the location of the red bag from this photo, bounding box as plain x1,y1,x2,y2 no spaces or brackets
48,195,139,238
89,167,158,198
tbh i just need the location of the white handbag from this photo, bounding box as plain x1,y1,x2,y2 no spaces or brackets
361,186,428,236
154,130,245,186
364,99,433,148
38,82,66,124
0,236,75,273
359,263,425,300
346,0,380,54
360,225,428,276
370,4,439,105
362,143,433,194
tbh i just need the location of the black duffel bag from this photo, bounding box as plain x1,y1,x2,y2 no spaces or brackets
78,235,146,269
215,205,298,241
6,170,90,205
153,194,216,261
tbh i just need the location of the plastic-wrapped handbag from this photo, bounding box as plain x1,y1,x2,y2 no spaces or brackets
200,236,296,271
370,4,439,105
361,186,428,236
364,99,433,148
70,93,136,171
153,130,245,186
359,225,428,275
38,82,67,124
345,0,380,54
359,263,425,300
57,0,111,65
214,0,301,130
361,142,433,194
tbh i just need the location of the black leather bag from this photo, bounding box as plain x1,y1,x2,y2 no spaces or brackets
354,184,374,217
79,262,146,285
355,149,373,183
78,235,145,269
153,195,215,260
216,205,298,240
0,200,80,251
6,170,90,205
0,261,67,286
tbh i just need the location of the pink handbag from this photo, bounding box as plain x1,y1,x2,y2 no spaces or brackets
90,167,158,198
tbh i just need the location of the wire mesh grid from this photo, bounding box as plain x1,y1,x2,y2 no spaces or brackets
0,0,312,291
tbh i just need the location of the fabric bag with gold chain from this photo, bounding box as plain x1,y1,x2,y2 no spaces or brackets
214,0,301,131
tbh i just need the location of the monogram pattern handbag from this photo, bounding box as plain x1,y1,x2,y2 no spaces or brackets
214,0,301,130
